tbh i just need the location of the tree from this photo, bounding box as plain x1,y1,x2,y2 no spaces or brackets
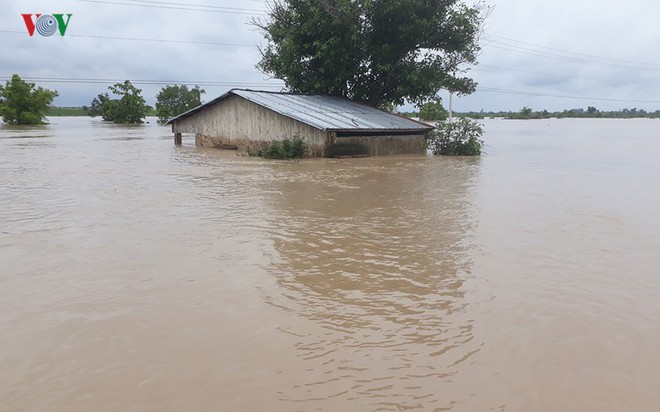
418,100,448,121
155,85,205,123
0,74,58,125
255,0,487,108
519,106,533,119
427,117,484,156
88,93,116,121
88,80,150,123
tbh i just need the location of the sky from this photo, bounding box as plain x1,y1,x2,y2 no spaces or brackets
2,0,660,113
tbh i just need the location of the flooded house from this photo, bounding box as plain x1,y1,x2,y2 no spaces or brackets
167,89,433,157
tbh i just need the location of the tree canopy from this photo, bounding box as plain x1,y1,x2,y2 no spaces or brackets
418,100,448,121
255,0,487,108
427,117,484,156
155,85,205,123
0,74,58,125
88,80,150,124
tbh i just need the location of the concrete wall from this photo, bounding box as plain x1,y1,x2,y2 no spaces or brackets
331,134,428,156
171,95,329,155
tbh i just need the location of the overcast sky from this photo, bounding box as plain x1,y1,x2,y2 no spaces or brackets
3,0,660,112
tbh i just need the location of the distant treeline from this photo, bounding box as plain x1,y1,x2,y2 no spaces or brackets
51,105,660,120
403,106,660,120
45,107,88,116
46,106,158,117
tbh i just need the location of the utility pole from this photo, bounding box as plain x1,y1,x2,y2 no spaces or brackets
448,91,453,122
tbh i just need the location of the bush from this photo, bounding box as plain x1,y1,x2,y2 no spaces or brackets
427,118,484,156
87,80,150,124
418,100,448,121
254,136,307,159
0,74,58,125
155,85,204,123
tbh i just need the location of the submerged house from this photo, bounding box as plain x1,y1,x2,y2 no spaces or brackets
167,89,433,157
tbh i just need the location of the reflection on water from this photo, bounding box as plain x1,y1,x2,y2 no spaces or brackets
262,158,481,408
2,117,660,411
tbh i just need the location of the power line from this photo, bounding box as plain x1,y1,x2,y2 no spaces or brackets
476,86,660,104
483,32,660,67
482,33,660,71
118,0,264,8
9,74,656,104
0,30,254,47
482,43,659,70
0,75,285,88
71,0,266,14
478,64,571,79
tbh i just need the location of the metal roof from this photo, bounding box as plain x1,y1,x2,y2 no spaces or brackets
168,89,433,132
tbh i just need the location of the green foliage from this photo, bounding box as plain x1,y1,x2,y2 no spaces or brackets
505,106,538,120
519,106,532,118
427,117,484,156
45,106,89,116
418,100,448,121
412,107,660,119
252,136,307,159
0,74,58,124
255,0,487,108
88,80,150,124
155,85,205,123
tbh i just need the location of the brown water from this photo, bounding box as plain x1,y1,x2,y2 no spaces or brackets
1,117,659,411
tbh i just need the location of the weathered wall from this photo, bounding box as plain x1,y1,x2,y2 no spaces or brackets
331,134,428,156
172,95,329,155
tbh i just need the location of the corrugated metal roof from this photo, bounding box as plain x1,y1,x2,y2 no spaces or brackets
168,89,433,132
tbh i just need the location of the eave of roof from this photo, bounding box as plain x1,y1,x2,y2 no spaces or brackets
167,89,434,132
166,90,234,125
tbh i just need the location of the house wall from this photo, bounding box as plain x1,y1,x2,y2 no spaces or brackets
171,95,329,156
330,134,428,157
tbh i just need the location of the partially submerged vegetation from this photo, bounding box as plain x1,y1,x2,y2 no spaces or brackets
88,80,150,124
0,74,58,125
47,106,158,117
418,100,449,121
155,85,205,123
504,106,660,119
404,106,660,120
45,106,88,116
427,118,484,156
249,136,307,159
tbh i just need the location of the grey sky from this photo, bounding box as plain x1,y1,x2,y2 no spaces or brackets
2,0,660,112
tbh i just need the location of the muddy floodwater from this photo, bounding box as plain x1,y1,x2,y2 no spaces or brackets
1,117,660,411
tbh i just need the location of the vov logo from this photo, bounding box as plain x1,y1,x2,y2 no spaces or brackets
21,14,73,37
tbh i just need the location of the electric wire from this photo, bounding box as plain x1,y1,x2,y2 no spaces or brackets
476,87,660,104
0,75,285,89
483,32,660,68
71,0,266,15
6,0,660,107
0,30,254,46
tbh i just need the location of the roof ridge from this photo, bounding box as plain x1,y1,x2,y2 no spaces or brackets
230,88,355,99
169,89,433,132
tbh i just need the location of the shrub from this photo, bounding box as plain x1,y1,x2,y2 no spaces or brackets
155,85,204,123
418,100,448,121
427,118,484,156
87,80,150,124
253,136,307,159
0,74,58,125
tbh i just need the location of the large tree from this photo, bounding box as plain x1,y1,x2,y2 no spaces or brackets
88,80,150,124
155,85,205,123
0,74,58,125
255,0,487,108
418,99,448,121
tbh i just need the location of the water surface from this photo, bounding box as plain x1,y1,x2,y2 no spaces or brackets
1,117,659,411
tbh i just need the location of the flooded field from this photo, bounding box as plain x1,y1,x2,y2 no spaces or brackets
1,117,659,411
